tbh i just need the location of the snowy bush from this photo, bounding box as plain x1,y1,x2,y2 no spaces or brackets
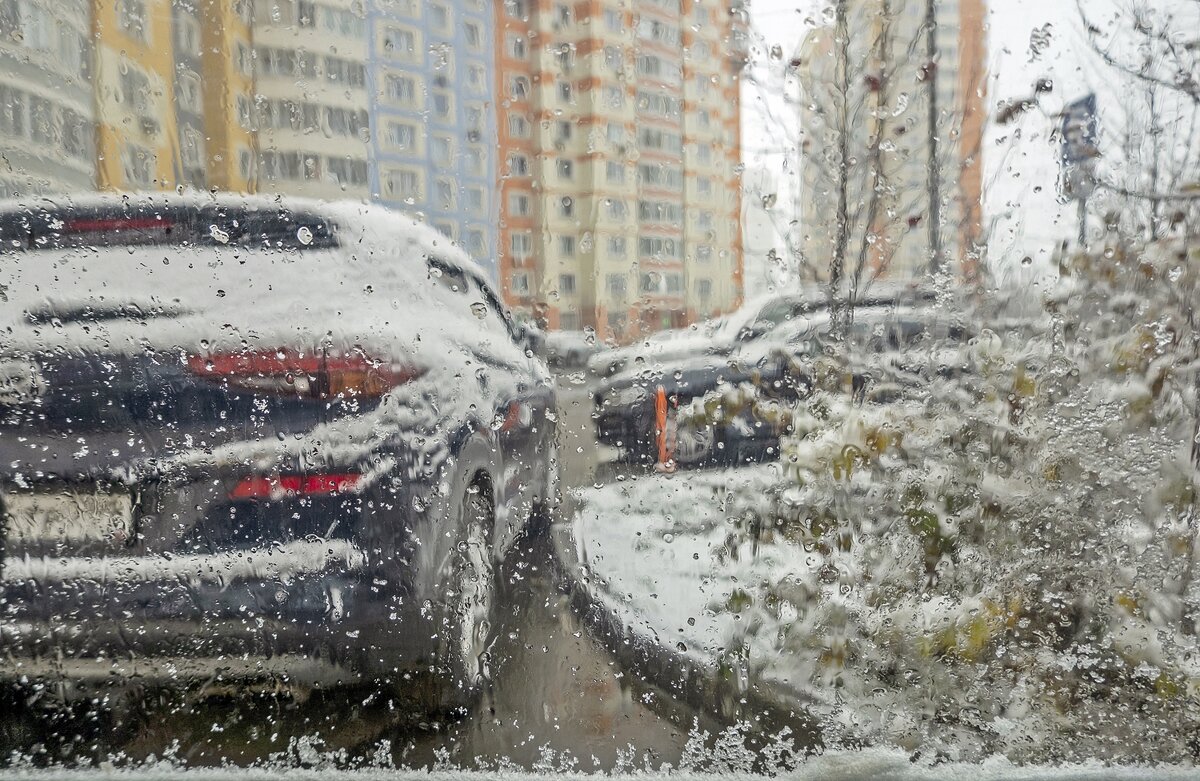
717,237,1200,761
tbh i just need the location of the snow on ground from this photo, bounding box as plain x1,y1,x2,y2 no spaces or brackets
570,464,822,704
2,747,1198,780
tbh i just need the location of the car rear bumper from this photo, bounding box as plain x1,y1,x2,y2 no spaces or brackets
0,542,432,692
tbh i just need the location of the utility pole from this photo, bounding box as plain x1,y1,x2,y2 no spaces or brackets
924,0,943,276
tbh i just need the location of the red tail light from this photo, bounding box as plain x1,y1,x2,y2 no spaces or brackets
186,348,422,400
229,473,363,500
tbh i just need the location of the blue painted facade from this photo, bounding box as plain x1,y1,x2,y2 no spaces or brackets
366,0,497,278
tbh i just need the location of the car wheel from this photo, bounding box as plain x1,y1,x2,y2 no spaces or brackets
431,478,496,716
671,414,716,466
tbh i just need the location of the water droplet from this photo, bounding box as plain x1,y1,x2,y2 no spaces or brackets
297,226,313,245
209,225,229,244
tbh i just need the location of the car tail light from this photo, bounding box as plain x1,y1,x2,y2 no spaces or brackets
186,348,422,400
229,473,363,501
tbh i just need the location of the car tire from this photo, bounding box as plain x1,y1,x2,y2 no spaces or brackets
427,477,497,717
671,414,716,467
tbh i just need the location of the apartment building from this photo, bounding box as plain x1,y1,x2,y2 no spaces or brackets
793,0,986,283
250,0,370,199
495,0,746,341
0,0,95,197
368,0,497,270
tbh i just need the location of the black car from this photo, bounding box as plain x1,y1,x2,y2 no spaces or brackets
0,195,557,713
593,306,968,466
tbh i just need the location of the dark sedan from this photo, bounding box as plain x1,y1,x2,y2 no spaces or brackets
0,195,557,715
593,306,969,466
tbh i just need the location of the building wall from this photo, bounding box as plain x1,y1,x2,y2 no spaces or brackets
369,0,497,275
0,0,95,196
495,0,744,342
198,0,257,194
94,0,180,191
251,0,370,200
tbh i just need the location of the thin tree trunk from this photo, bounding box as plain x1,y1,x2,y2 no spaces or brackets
925,0,943,275
829,0,851,338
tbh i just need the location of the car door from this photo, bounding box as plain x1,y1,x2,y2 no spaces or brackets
464,272,552,555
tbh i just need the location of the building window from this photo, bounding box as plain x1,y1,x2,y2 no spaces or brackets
603,85,624,108
608,236,627,256
432,92,453,120
238,148,254,180
507,154,529,176
429,3,451,32
557,80,572,103
554,3,572,27
556,120,572,142
697,177,713,196
559,196,574,218
559,236,575,257
467,64,486,92
326,156,368,187
666,273,683,293
464,22,482,49
385,74,419,106
606,274,626,295
509,115,530,138
466,229,486,256
384,168,422,200
556,159,573,180
178,71,202,114
510,271,530,293
606,161,625,183
508,192,531,216
696,278,713,298
605,199,627,219
510,232,533,258
434,222,454,240
698,210,713,229
181,126,205,169
509,75,529,99
467,187,485,213
604,46,621,70
505,0,529,18
604,9,621,32
697,244,714,262
432,136,453,166
174,13,201,56
559,273,577,294
505,34,527,59
640,272,660,293
121,142,155,187
383,27,418,60
435,178,455,208
465,146,485,175
386,121,417,150
119,0,147,42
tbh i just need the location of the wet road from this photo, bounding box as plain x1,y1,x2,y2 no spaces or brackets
3,378,721,770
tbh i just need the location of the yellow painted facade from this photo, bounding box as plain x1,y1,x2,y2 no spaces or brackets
199,0,257,193
93,0,179,191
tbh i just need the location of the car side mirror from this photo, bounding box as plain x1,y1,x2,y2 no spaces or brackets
518,323,546,357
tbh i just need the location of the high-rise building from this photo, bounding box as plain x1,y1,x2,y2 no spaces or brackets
0,0,95,197
93,0,181,191
250,0,370,199
368,0,497,272
793,0,986,284
495,0,746,341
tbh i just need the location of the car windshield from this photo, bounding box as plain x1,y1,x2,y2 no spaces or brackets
2,0,1199,778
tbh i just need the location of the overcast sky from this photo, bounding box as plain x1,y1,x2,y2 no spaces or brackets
739,0,1089,282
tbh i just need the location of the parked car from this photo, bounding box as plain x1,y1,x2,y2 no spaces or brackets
593,304,969,466
586,284,937,379
0,195,557,714
544,329,607,372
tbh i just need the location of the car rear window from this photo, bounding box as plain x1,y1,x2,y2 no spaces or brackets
0,204,338,251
